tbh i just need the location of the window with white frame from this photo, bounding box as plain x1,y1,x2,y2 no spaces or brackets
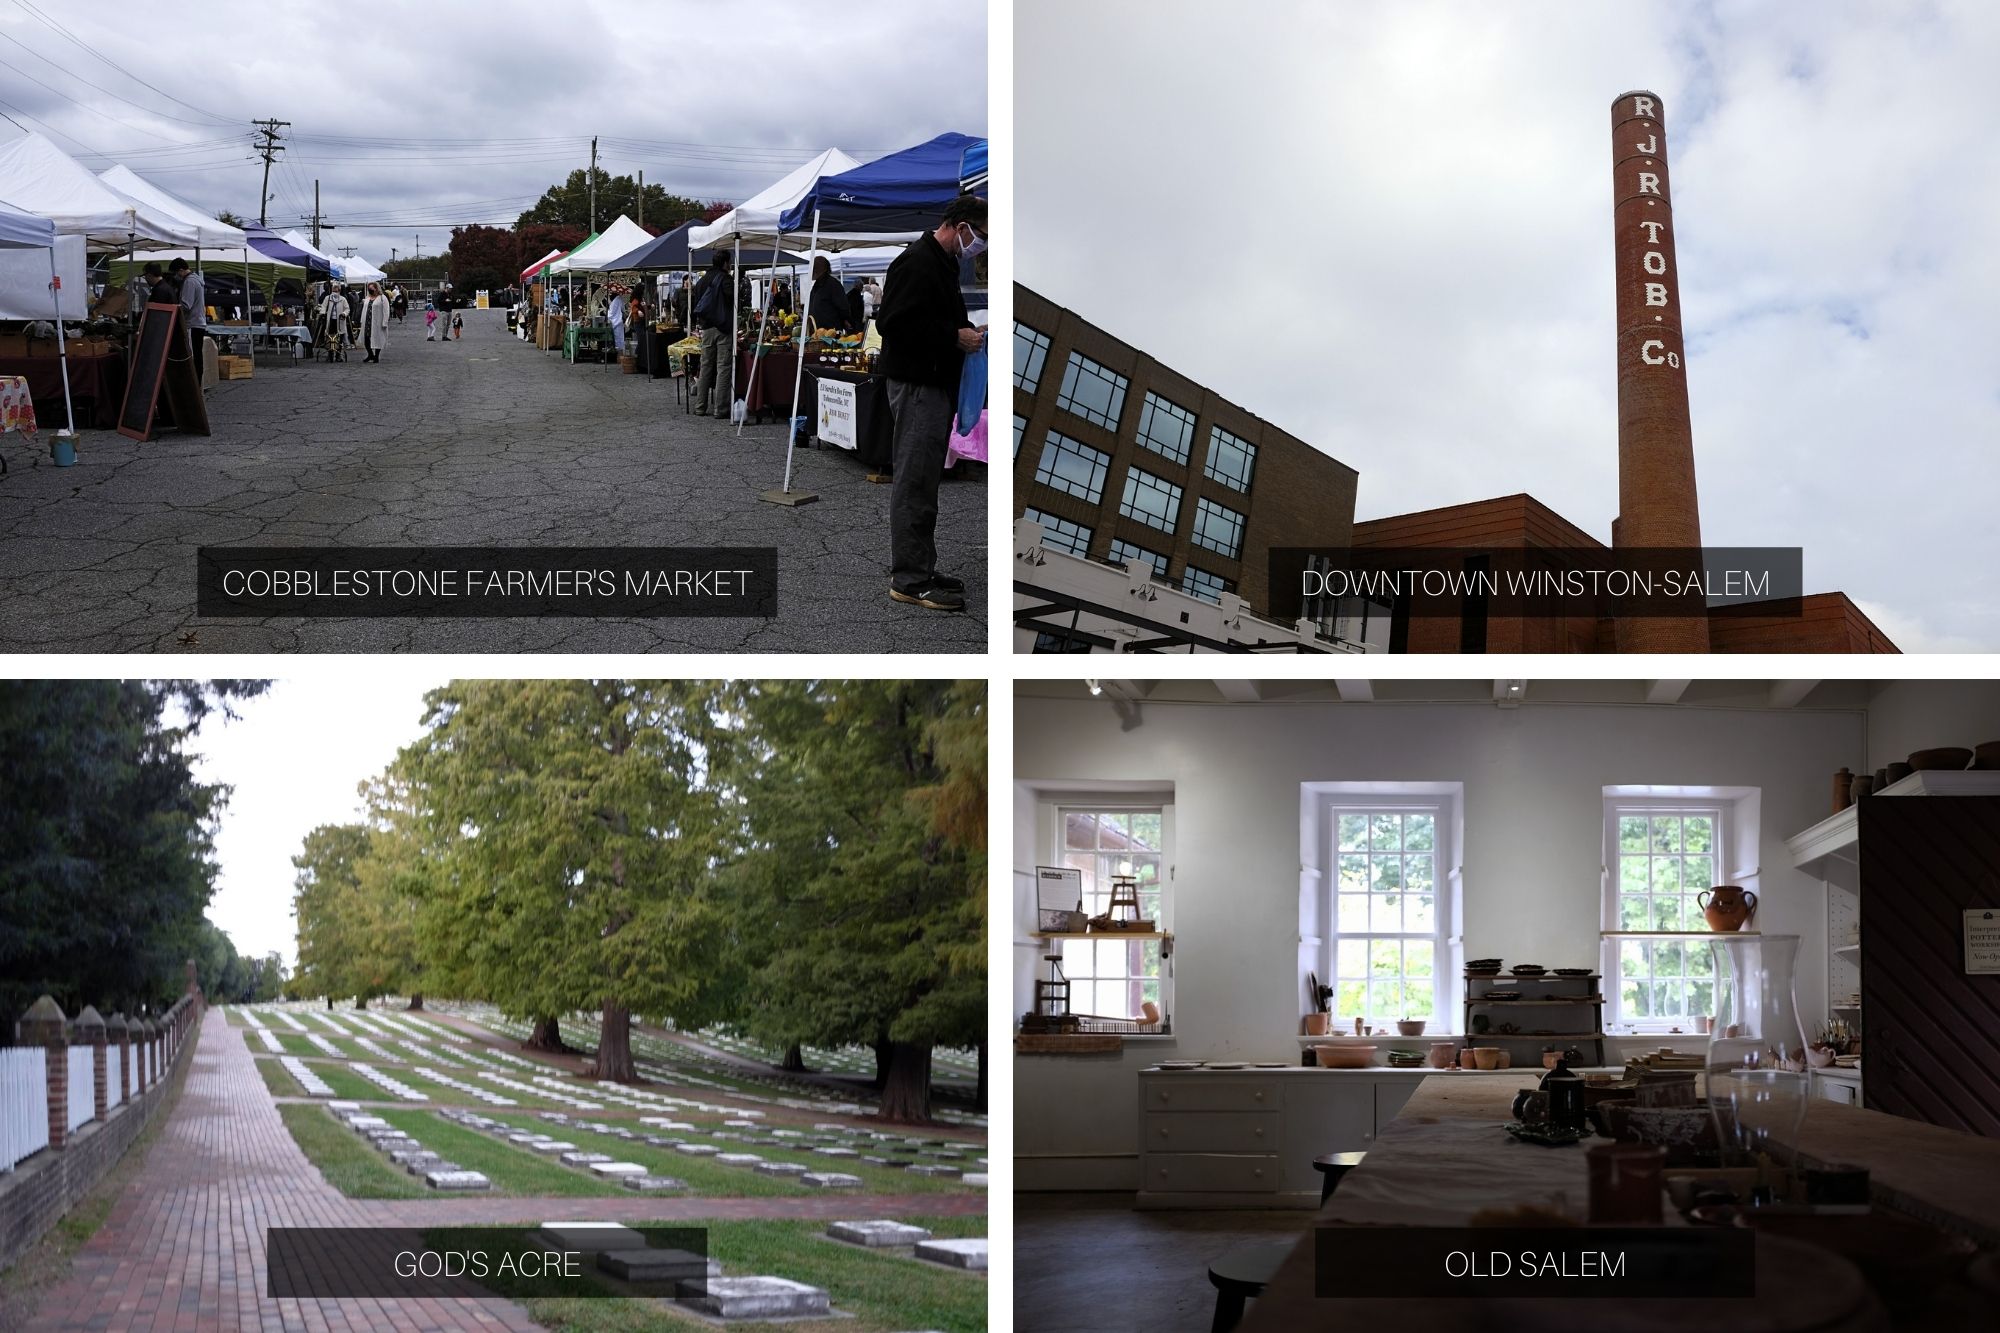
1603,801,1724,1031
1330,807,1443,1027
1052,805,1170,1022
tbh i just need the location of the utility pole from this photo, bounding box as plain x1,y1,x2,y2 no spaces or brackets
251,118,289,225
588,135,597,232
637,169,644,229
337,246,357,258
414,234,422,263
312,180,320,248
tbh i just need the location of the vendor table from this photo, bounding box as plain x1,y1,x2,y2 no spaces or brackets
1237,1073,2000,1332
1,373,37,473
564,323,614,364
0,350,128,433
802,364,894,469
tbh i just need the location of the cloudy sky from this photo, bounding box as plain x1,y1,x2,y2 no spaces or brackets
0,0,984,261
187,678,436,965
1017,0,2000,652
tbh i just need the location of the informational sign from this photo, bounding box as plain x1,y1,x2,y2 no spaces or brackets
475,291,490,310
816,375,857,450
1964,908,2000,974
1035,865,1085,933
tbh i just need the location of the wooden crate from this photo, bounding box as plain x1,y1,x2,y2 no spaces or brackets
1014,1032,1123,1055
217,355,254,380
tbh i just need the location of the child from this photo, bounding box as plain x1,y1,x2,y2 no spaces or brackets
424,301,438,340
452,311,464,340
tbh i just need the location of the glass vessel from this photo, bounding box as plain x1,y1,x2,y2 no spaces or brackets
1707,934,1809,1182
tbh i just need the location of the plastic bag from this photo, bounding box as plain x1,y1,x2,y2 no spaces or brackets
956,344,988,436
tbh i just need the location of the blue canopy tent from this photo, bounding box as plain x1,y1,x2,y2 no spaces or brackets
763,132,988,503
244,222,331,275
0,198,75,444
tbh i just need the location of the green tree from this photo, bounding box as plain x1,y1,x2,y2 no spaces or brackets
718,681,987,1122
397,680,736,1082
515,167,724,232
292,822,375,1006
0,680,264,1034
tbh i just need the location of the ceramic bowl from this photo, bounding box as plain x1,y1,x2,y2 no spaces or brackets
1909,747,1972,772
1313,1043,1374,1069
1396,1020,1426,1037
1470,1047,1502,1070
1972,741,2000,771
1806,1045,1837,1068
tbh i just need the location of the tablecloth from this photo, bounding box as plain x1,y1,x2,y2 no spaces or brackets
1,374,37,437
0,352,127,431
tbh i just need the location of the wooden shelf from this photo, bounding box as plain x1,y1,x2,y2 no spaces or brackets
1468,997,1604,1005
1465,972,1598,980
1787,770,2000,874
1602,931,1758,939
1471,1031,1610,1040
1031,930,1173,940
1833,944,1861,959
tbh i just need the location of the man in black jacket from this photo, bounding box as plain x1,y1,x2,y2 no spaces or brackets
875,194,985,612
690,251,737,417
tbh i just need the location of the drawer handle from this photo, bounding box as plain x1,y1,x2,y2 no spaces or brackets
1159,1092,1170,1103
1253,1168,1264,1178
1159,1128,1169,1138
1253,1128,1264,1139
1159,1168,1168,1177
1253,1091,1266,1102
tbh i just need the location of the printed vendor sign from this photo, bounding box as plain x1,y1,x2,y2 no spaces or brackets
817,376,857,450
1965,908,2000,974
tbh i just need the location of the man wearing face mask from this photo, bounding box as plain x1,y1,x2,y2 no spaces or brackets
874,193,987,612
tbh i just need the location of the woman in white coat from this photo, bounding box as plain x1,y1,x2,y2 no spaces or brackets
361,283,392,363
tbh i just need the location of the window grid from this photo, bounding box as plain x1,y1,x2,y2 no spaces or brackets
1109,539,1169,579
1204,425,1257,491
1013,413,1027,457
1119,467,1183,532
1182,566,1233,604
1033,430,1111,504
1135,392,1196,465
1055,352,1129,431
1331,810,1441,1027
1190,497,1246,560
1058,809,1166,1018
1015,324,1051,394
1608,806,1722,1030
1023,507,1093,558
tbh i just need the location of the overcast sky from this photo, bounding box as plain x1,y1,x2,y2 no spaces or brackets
0,0,984,261
1017,0,2000,652
188,679,436,966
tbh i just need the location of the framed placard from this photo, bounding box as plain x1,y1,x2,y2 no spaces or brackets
1036,865,1084,933
1965,908,2000,974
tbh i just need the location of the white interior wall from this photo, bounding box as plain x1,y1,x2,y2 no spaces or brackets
1014,694,1864,1191
1864,681,2000,770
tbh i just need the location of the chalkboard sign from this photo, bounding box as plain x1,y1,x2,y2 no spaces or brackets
117,302,210,441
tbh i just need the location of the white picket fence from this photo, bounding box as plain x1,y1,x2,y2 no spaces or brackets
1,1046,50,1171
65,1045,93,1133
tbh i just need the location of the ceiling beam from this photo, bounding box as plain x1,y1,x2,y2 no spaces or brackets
1213,680,1264,703
1767,680,1819,709
1643,680,1691,705
1332,679,1374,702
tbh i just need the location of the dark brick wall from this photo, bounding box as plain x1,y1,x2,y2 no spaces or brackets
1012,284,1358,621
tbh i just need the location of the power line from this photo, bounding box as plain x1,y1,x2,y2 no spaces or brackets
7,0,238,127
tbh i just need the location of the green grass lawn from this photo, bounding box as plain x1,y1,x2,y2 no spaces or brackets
378,1110,626,1197
222,1007,247,1026
515,1216,986,1333
482,1112,977,1198
277,1057,569,1110
255,1057,306,1099
274,1032,375,1061
277,1103,430,1199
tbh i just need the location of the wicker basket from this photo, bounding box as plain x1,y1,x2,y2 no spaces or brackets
619,353,639,374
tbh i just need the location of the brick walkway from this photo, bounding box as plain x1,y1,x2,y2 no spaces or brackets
23,1006,542,1332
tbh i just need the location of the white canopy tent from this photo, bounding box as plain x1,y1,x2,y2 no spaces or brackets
338,254,387,284
0,134,198,248
0,195,77,439
548,215,653,275
95,166,246,248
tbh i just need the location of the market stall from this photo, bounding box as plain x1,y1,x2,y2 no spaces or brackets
0,198,63,468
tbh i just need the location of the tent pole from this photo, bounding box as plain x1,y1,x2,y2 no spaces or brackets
49,249,75,437
737,236,782,438
776,208,821,490
728,237,741,421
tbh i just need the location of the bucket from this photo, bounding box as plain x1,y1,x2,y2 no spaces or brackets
51,432,77,467
619,353,638,374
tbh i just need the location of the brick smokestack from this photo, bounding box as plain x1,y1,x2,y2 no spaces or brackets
1611,90,1709,652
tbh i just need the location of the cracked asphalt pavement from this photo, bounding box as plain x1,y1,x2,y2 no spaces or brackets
0,308,986,653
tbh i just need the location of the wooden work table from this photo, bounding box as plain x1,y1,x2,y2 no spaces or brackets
1239,1073,1999,1331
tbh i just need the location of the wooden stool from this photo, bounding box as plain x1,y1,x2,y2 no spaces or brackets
1206,1239,1291,1333
1313,1150,1367,1205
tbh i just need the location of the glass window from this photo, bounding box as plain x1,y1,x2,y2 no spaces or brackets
1181,566,1234,604
1032,631,1094,654
1055,351,1129,431
1108,539,1169,579
1605,803,1726,1032
1330,809,1444,1028
1204,425,1257,491
1022,506,1093,558
1015,324,1051,393
1135,392,1195,465
1118,468,1182,532
1033,431,1111,504
1190,497,1245,560
1055,807,1170,1020
1013,413,1027,457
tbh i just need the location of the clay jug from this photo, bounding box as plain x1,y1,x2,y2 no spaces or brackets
1832,767,1852,812
1698,885,1757,932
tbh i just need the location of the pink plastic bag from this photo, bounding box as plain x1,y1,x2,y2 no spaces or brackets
947,409,988,469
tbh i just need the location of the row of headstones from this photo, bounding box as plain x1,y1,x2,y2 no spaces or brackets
330,1101,488,1190
409,1065,517,1106
549,1111,861,1189
252,1027,286,1054
652,1116,986,1182
537,1222,838,1322
279,1056,333,1096
828,1220,989,1271
349,1062,428,1101
438,1109,686,1193
553,1110,982,1189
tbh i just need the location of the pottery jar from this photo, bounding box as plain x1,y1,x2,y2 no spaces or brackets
1427,1042,1457,1069
1698,885,1758,932
1587,1142,1666,1224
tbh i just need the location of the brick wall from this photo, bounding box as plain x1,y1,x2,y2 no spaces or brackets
0,994,200,1273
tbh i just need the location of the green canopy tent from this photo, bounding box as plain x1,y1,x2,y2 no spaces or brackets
106,250,306,324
